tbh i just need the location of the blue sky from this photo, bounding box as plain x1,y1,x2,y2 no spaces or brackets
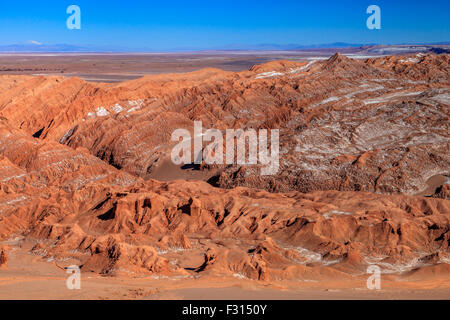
0,0,449,50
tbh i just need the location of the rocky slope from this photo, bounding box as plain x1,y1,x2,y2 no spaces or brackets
1,53,448,195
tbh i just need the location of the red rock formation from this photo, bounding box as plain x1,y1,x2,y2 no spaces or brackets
0,53,448,280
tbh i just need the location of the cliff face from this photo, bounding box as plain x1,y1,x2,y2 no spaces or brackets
0,53,448,279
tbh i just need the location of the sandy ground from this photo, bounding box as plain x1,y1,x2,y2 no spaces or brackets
1,240,449,300
415,174,449,197
147,159,219,182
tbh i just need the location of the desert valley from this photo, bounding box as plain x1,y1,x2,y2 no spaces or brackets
0,49,449,299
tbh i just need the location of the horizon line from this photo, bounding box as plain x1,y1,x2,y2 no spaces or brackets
0,42,449,54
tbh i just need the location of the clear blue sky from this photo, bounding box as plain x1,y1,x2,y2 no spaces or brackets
0,0,449,50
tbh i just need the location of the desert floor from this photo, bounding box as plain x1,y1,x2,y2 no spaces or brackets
0,51,343,82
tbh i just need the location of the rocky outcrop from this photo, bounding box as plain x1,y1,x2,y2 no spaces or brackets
0,248,7,267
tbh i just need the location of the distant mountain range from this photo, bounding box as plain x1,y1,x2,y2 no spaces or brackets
0,43,129,53
206,42,373,51
0,42,448,53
